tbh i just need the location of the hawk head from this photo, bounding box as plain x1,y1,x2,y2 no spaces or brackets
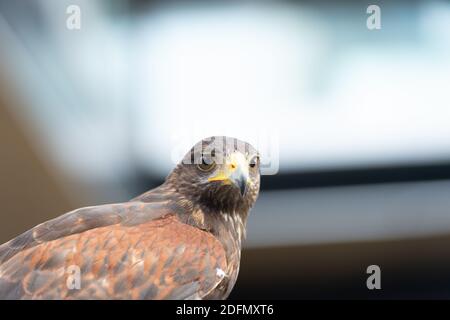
167,136,261,214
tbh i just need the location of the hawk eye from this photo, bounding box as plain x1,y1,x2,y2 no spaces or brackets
249,155,259,168
197,156,216,172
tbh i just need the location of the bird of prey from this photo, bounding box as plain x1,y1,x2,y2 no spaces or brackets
0,136,260,299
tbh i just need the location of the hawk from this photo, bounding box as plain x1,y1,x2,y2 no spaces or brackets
0,136,260,299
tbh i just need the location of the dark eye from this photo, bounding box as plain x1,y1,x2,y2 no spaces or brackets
197,156,216,172
249,155,259,168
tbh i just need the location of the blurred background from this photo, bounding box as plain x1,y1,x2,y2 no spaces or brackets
1,0,450,299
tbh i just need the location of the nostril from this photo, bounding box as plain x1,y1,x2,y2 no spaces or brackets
230,163,236,169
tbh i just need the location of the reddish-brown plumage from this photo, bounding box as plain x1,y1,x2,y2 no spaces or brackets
0,136,260,299
0,214,228,299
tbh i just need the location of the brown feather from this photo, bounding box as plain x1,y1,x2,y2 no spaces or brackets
0,215,227,299
0,136,260,300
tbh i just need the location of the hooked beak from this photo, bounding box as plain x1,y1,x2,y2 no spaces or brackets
208,152,250,196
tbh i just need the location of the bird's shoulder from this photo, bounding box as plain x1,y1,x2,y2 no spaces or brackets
0,198,228,299
0,200,175,265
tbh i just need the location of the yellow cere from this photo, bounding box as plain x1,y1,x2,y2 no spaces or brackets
208,152,250,183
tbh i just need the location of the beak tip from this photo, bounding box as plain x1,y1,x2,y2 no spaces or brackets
238,179,247,197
